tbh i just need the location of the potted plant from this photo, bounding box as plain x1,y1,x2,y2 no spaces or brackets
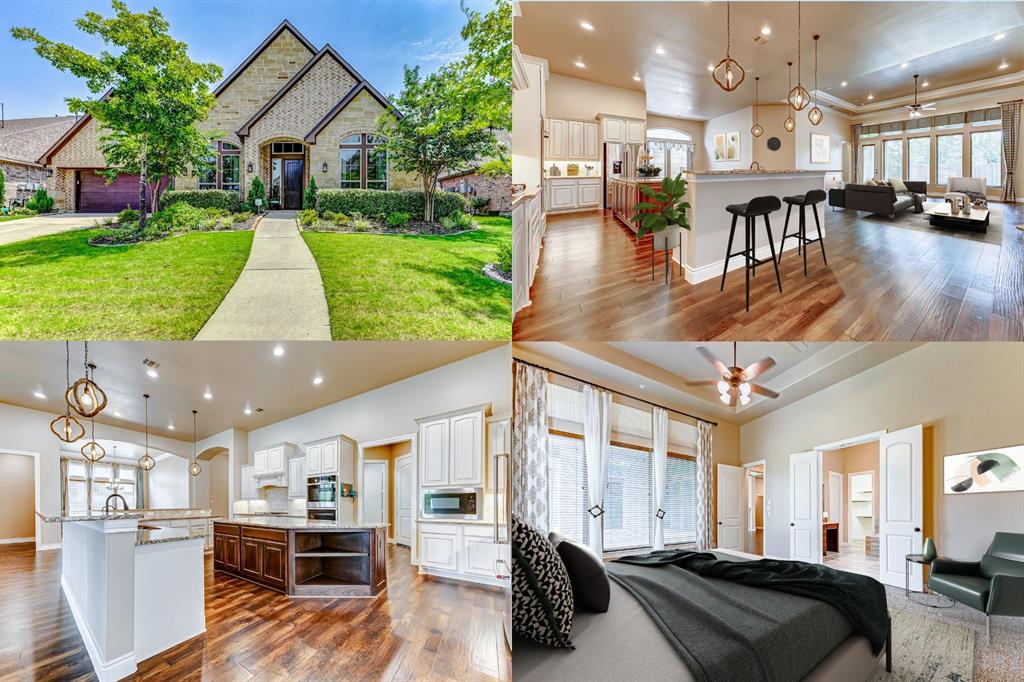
630,172,691,254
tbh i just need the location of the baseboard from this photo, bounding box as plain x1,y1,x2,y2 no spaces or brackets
61,575,138,681
418,565,506,589
0,536,34,544
36,542,62,551
134,626,205,664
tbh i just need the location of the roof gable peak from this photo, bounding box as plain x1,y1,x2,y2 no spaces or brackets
212,19,318,98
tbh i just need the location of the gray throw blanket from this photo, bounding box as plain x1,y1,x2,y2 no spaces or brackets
608,551,889,682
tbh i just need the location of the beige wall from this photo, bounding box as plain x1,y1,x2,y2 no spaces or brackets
836,441,879,543
545,73,646,121
0,452,35,541
704,106,753,170
740,342,1024,561
751,105,797,170
647,113,707,170
208,453,229,519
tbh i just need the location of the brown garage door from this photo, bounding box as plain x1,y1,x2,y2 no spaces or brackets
77,171,142,213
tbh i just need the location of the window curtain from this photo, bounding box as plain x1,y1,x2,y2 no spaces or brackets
694,420,714,550
651,406,669,551
582,384,612,556
850,124,861,185
1000,99,1021,203
60,458,70,514
135,465,147,510
512,362,549,531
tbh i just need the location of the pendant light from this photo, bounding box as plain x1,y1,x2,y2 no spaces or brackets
787,2,810,111
188,410,202,477
807,34,824,125
138,394,156,471
751,77,764,137
66,341,107,418
81,416,106,463
50,341,85,443
712,2,745,92
784,63,797,132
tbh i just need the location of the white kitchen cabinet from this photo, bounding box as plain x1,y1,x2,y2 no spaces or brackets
463,526,504,578
287,457,306,498
267,446,284,474
240,465,256,500
321,439,339,474
549,181,577,210
418,522,509,586
602,116,625,143
567,120,584,158
417,405,488,488
450,411,483,486
306,443,322,475
626,119,646,144
253,450,268,476
578,179,601,207
548,118,566,160
419,418,450,487
584,122,600,160
420,533,459,571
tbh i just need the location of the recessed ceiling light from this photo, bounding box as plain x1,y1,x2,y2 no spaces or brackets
244,406,252,415
840,81,848,87
113,410,121,417
900,62,909,69
203,390,213,400
761,26,771,36
995,33,1006,40
574,60,586,69
633,74,642,82
273,345,284,357
146,368,158,378
999,61,1009,70
867,93,874,100
579,20,594,31
168,424,175,431
922,80,929,87
706,63,714,72
638,384,646,389
32,390,46,399
656,46,666,56
313,375,323,385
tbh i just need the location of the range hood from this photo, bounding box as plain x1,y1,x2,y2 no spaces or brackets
255,473,287,488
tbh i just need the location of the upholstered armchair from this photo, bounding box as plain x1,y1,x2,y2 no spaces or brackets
928,532,1024,642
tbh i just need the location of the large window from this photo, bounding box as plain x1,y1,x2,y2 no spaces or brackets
663,454,697,545
861,145,876,182
64,459,137,513
603,443,653,552
198,141,241,193
883,139,903,180
339,134,387,189
548,433,589,545
646,128,693,178
971,130,1003,187
936,134,964,186
907,137,930,183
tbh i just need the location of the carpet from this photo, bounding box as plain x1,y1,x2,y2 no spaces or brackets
870,608,974,681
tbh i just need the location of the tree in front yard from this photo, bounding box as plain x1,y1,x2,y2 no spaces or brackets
376,65,497,223
12,1,222,228
457,0,512,131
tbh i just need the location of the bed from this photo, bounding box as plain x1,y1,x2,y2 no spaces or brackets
514,549,890,682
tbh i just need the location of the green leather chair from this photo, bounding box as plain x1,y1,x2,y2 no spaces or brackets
928,532,1024,643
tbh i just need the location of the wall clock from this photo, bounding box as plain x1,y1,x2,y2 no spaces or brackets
767,137,782,151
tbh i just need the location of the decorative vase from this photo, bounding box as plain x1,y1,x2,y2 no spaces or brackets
922,537,937,562
653,226,683,253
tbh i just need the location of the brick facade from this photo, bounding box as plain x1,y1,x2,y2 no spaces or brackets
1,160,47,206
440,171,512,214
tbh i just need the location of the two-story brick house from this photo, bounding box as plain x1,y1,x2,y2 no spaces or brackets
37,20,415,212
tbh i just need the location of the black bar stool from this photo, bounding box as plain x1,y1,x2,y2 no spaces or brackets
780,189,828,276
720,195,783,312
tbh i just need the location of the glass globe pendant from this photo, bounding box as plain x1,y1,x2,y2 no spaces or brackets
751,77,764,137
188,410,202,477
66,342,107,418
712,2,745,92
51,341,85,443
787,2,810,111
138,393,156,471
784,63,797,132
807,35,824,125
81,417,106,463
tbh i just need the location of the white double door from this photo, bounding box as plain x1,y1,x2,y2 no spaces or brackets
362,456,415,548
788,425,923,591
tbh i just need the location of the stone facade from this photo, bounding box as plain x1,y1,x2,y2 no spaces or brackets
44,118,109,210
440,171,512,214
1,160,47,206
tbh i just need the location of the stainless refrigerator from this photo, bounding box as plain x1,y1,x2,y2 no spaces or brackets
603,142,643,207
494,441,512,649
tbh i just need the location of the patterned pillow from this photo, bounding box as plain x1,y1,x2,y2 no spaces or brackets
512,516,575,648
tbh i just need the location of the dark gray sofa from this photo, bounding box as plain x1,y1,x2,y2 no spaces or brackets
839,181,928,218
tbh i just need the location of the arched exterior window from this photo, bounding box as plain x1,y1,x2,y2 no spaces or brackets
339,134,387,189
646,128,694,178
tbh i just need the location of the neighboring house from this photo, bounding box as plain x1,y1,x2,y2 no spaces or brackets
0,115,77,205
36,20,415,212
438,130,511,214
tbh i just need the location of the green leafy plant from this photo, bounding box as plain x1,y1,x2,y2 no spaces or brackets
316,188,467,221
630,172,691,238
26,188,54,213
496,240,512,275
11,207,37,216
117,208,140,225
0,167,5,206
161,189,241,212
304,175,318,210
349,212,372,232
441,211,474,231
386,211,411,228
247,176,266,213
297,209,319,227
232,211,254,224
471,197,490,215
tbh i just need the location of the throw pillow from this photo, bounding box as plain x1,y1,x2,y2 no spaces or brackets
513,516,575,648
549,532,610,613
888,177,909,193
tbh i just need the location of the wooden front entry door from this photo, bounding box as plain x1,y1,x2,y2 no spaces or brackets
283,159,304,209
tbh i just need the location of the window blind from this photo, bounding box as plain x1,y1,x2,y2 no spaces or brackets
603,444,652,552
548,433,589,545
664,456,697,545
967,107,1001,124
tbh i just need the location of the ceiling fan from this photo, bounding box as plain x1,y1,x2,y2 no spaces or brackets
685,342,779,407
904,74,936,118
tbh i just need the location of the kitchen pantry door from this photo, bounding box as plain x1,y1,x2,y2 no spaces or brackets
363,461,388,526
395,454,414,547
716,464,744,551
789,451,822,564
879,425,923,591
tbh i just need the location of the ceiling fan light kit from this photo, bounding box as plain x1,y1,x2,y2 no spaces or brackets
687,343,781,409
905,74,936,118
787,2,810,111
712,2,746,92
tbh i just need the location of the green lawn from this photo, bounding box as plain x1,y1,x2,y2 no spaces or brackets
0,229,253,339
303,215,511,339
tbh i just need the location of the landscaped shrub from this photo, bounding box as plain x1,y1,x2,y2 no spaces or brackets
117,208,140,225
150,202,206,232
440,212,474,231
11,207,37,216
298,209,318,227
323,211,349,226
349,212,372,232
0,168,6,206
386,211,411,228
304,176,318,209
471,197,490,215
26,188,55,213
247,177,266,212
496,241,512,275
161,189,241,212
315,189,468,221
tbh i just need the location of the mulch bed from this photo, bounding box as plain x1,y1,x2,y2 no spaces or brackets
89,214,260,246
301,218,476,236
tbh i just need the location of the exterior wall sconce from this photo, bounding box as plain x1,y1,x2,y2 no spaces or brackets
246,162,254,173
47,168,54,177
322,162,328,173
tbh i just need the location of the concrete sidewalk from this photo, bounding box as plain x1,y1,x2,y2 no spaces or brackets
195,212,332,340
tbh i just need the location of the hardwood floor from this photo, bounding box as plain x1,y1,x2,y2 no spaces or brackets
513,203,1024,341
0,542,510,682
823,542,879,579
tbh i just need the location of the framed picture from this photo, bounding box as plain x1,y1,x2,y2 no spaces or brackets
714,131,740,161
943,445,1024,495
810,133,831,164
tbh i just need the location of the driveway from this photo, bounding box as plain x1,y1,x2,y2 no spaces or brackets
0,213,115,246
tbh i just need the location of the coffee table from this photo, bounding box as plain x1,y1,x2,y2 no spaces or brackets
924,203,989,233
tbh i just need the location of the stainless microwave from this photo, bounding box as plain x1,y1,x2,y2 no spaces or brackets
422,488,481,519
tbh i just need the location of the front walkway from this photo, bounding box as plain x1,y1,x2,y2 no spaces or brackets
0,213,114,246
195,211,331,340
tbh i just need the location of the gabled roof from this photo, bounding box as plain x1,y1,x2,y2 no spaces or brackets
304,82,402,143
36,89,112,165
0,115,77,166
212,20,317,98
236,44,364,140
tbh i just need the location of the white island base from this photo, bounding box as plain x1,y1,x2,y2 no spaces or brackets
58,518,205,681
670,170,829,284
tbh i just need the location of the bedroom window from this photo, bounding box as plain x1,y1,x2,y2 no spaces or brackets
603,443,653,552
663,454,698,546
548,432,589,545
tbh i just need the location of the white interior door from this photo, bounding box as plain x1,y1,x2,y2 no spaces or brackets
879,425,923,590
789,451,821,563
395,454,414,546
363,461,388,527
716,464,744,550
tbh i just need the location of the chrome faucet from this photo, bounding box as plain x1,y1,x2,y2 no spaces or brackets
749,161,761,171
103,492,129,513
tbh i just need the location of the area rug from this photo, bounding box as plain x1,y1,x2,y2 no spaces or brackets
870,608,974,681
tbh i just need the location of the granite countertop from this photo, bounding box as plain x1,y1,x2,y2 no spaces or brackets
234,512,307,518
608,176,662,184
686,169,829,176
37,508,214,523
222,516,388,530
137,509,213,521
418,518,496,526
511,186,541,207
545,175,602,180
136,527,207,546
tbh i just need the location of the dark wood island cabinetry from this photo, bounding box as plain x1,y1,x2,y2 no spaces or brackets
213,519,387,597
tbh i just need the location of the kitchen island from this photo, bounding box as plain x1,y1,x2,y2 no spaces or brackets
213,517,388,598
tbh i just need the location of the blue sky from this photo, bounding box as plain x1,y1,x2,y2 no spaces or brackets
0,0,486,119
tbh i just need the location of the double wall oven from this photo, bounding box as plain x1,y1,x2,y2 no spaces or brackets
307,474,337,521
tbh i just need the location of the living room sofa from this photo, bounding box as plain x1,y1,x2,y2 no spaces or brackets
838,181,928,218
